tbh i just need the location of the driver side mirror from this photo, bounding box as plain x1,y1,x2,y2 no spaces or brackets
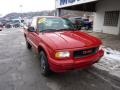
27,27,35,32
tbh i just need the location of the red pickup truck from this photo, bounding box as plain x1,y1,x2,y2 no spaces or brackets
24,16,104,76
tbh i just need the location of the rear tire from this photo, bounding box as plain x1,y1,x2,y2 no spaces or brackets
39,51,51,76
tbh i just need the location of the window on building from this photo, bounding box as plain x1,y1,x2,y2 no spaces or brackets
104,11,119,26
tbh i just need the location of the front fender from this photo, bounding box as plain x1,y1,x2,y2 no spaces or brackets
38,42,54,58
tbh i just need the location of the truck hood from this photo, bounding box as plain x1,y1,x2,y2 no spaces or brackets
41,31,102,50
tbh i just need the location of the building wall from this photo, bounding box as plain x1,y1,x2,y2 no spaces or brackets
56,0,97,8
93,0,120,35
59,10,93,17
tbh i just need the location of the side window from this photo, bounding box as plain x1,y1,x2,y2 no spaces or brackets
31,18,37,29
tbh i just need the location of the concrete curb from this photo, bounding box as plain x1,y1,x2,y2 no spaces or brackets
87,66,120,89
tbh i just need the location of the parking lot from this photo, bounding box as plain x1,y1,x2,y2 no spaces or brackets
0,28,120,90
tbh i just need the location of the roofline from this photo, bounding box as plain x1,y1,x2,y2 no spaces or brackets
32,16,60,19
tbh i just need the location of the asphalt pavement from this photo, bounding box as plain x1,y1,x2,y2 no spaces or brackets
0,28,119,90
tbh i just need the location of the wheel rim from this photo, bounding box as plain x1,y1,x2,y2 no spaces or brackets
40,56,46,72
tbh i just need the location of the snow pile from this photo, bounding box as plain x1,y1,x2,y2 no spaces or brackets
96,47,120,70
104,48,120,61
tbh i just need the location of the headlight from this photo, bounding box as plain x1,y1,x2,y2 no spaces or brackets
55,51,70,58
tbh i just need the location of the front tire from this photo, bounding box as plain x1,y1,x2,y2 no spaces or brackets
26,40,32,49
39,51,51,76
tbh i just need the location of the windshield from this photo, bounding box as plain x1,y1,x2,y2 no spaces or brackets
37,17,75,32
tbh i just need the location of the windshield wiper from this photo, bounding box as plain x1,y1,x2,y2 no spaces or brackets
40,29,57,32
40,28,76,33
56,28,75,31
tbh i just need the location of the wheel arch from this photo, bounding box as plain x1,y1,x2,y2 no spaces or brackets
38,45,49,57
24,33,26,38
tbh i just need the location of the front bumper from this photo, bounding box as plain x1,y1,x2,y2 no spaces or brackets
49,50,104,72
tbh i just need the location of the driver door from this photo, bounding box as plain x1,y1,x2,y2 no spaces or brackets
28,18,40,53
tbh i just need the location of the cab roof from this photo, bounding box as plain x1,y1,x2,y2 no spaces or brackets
32,16,60,19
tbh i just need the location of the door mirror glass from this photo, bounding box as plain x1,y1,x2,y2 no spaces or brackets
28,27,35,32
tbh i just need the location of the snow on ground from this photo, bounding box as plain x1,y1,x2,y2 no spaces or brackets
96,47,120,70
104,48,120,61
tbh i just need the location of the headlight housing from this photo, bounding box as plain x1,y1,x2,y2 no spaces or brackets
55,51,70,58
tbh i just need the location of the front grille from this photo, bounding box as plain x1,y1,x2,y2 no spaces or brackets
73,47,98,58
